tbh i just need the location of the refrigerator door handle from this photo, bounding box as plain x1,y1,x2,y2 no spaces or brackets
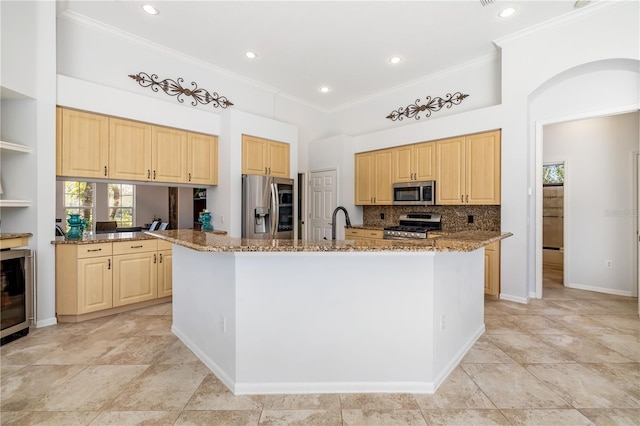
270,182,278,238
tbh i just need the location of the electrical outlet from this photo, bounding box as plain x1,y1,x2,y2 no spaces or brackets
604,260,613,268
440,314,446,331
468,215,474,224
220,215,224,224
219,315,227,333
380,213,385,220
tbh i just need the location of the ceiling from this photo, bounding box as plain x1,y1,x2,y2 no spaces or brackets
58,1,587,111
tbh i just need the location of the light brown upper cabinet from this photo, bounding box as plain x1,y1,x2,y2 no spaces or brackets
60,108,109,178
393,142,436,182
187,133,218,185
242,134,290,178
354,149,394,205
436,130,501,205
151,126,188,184
109,118,152,181
57,107,218,185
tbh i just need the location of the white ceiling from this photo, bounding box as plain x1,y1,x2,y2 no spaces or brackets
59,0,586,111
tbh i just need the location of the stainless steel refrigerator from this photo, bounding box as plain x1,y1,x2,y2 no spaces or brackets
242,174,294,239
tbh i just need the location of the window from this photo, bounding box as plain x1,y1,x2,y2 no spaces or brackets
108,183,135,227
64,181,95,232
543,162,565,186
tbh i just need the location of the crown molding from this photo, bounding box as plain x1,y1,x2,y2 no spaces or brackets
494,1,620,47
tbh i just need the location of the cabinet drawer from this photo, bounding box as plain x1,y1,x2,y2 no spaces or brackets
362,230,383,239
345,229,363,238
113,239,158,255
77,243,113,259
157,239,173,250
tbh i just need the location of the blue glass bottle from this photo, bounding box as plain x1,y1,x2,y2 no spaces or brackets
199,210,213,232
66,213,86,239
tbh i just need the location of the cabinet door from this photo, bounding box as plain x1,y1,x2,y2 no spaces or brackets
242,135,268,175
436,137,465,205
152,126,188,183
157,249,173,298
188,133,218,185
77,256,113,314
374,149,394,205
466,130,501,205
354,152,374,205
112,252,158,307
393,145,414,182
414,142,436,181
484,242,500,298
267,141,290,178
61,109,109,178
109,118,152,181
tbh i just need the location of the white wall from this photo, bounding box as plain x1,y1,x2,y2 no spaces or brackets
1,1,58,326
544,112,638,296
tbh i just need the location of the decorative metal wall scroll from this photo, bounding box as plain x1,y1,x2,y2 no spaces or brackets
386,92,469,121
129,72,234,109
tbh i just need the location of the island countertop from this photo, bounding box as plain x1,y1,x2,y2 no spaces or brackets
146,229,512,253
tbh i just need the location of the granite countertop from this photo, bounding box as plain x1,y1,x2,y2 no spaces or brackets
51,231,163,245
146,229,512,253
1,233,33,240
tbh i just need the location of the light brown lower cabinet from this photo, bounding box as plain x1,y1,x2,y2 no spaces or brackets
157,241,173,298
484,241,500,298
344,228,384,241
55,239,172,322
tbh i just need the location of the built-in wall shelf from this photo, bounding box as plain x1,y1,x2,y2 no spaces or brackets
0,140,32,153
0,200,32,207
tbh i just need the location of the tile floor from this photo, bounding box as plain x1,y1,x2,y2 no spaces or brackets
1,270,638,425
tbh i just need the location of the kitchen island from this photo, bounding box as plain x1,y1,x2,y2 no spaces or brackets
147,229,511,395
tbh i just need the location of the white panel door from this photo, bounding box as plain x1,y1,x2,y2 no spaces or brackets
309,169,337,240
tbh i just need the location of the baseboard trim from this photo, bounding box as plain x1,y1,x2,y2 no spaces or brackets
499,293,529,304
565,282,632,297
35,317,57,328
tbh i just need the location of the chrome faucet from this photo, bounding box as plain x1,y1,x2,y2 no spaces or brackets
331,206,352,240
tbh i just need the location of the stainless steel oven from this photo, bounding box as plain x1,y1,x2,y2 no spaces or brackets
392,181,435,205
1,249,33,345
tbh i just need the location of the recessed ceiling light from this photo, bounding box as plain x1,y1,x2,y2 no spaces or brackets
245,51,257,59
319,86,330,93
141,4,159,15
498,7,516,18
574,0,591,8
388,56,402,65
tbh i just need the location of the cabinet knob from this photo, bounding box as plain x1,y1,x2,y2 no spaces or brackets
159,253,163,263
108,259,111,269
461,195,464,203
154,254,157,264
188,173,191,182
265,167,268,174
147,170,150,179
104,166,107,176
466,194,469,203
153,170,156,180
268,167,271,175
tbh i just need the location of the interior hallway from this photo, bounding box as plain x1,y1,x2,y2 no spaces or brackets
1,275,638,425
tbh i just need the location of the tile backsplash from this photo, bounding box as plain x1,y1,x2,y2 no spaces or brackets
363,205,500,232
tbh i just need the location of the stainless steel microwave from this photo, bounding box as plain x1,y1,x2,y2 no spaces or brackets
392,181,435,205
